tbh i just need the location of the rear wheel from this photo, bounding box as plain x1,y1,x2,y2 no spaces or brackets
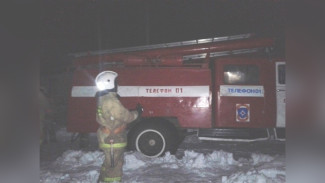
128,120,179,157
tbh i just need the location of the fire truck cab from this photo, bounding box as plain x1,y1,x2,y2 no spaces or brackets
67,34,285,157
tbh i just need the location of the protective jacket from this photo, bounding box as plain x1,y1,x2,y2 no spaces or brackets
96,92,138,182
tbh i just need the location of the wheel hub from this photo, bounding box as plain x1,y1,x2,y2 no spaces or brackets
148,139,156,146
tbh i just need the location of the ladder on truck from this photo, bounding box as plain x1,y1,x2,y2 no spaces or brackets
70,33,274,67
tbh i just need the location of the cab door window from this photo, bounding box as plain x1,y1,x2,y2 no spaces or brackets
277,64,286,85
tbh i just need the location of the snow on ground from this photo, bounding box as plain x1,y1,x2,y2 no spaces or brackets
41,128,285,183
40,150,285,183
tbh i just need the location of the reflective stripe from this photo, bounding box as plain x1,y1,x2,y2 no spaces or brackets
97,107,103,116
103,177,121,182
100,142,127,149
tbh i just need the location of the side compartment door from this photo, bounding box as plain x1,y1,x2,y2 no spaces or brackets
214,58,276,128
276,62,286,127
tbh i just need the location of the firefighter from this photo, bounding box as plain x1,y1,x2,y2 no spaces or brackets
39,87,52,144
39,88,48,145
95,71,142,183
39,87,56,144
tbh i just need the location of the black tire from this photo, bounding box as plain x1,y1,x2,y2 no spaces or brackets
128,120,179,157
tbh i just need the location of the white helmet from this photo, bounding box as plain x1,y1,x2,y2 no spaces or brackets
95,71,118,91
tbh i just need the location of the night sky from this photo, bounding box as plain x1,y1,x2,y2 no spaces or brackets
41,1,285,75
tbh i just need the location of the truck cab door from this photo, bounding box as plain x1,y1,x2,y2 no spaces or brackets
276,62,286,127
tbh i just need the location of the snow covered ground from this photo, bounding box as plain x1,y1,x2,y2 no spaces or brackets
40,128,285,183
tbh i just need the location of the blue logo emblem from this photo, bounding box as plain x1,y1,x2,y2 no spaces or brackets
238,108,248,119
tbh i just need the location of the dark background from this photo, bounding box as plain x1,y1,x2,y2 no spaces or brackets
41,0,285,75
4,2,325,183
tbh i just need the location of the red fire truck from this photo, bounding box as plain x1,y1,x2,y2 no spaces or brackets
67,33,285,157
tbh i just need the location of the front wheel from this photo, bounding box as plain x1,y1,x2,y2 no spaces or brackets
128,121,179,157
